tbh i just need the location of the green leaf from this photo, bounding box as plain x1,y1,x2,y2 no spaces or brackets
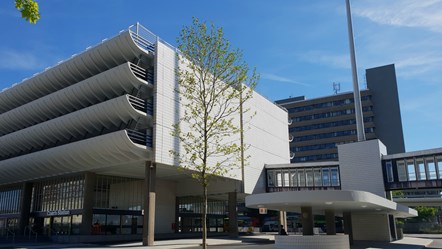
15,0,40,24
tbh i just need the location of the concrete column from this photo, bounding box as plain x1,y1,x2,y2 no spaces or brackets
174,197,179,233
80,172,96,235
19,182,33,234
279,211,287,232
143,161,156,246
228,192,238,238
389,215,397,240
301,206,314,235
325,210,336,235
343,212,353,245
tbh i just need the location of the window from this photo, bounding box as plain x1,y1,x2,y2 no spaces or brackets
322,168,330,186
385,161,394,182
283,171,290,187
437,158,442,178
276,172,282,187
427,159,437,180
397,161,407,182
290,170,298,187
314,169,322,186
407,161,416,181
417,160,426,180
305,169,314,187
298,169,306,187
330,167,340,186
267,170,274,187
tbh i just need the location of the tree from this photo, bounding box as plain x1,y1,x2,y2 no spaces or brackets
409,206,438,223
171,18,258,248
15,0,40,24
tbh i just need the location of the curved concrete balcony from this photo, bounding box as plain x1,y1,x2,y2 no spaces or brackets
0,130,151,185
0,29,155,114
0,94,150,159
0,62,151,136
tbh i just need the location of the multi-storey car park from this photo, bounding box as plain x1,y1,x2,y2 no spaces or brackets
0,23,290,244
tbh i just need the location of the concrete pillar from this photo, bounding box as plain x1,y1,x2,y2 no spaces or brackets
389,215,397,240
174,197,180,233
301,206,314,235
143,161,156,246
228,192,238,238
19,182,33,234
80,172,96,235
279,211,287,232
343,212,353,245
325,210,336,235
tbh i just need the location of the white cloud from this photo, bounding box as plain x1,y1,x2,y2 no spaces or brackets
353,0,442,32
298,51,350,69
0,49,43,70
261,73,310,86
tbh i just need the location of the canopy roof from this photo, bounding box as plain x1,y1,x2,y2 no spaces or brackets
246,190,417,218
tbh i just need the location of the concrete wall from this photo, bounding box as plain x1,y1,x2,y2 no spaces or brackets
155,179,177,234
366,64,405,154
351,213,391,241
338,139,387,198
154,41,290,195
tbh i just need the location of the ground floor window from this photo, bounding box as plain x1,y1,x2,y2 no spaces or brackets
92,213,142,235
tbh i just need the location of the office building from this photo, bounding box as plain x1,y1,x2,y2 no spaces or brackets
276,64,405,163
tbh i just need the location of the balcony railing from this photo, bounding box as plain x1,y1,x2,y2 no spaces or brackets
127,129,153,147
128,95,146,113
129,23,156,53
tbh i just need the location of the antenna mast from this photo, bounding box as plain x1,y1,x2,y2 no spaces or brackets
345,0,366,141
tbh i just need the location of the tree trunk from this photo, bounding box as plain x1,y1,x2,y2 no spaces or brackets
202,183,208,249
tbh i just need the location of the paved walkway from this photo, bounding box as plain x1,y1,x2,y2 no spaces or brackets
0,235,435,249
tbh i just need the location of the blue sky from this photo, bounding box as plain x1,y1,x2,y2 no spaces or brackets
0,0,441,152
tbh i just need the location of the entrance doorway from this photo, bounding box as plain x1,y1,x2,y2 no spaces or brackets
43,216,72,236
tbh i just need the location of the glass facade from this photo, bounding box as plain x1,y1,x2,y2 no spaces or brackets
94,175,143,210
287,95,371,113
0,186,22,215
293,128,375,142
292,107,373,122
289,117,375,133
177,196,227,233
294,153,339,162
267,166,340,191
32,175,85,212
384,154,442,190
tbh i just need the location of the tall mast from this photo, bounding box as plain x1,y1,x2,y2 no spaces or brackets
346,0,366,141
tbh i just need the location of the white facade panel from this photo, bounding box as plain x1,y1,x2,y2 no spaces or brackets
154,41,180,166
338,139,387,197
154,42,290,194
243,92,290,194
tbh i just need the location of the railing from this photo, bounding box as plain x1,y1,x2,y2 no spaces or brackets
128,95,146,112
24,225,38,241
6,228,15,242
129,23,156,53
267,186,341,192
127,129,152,147
146,69,154,83
146,100,154,116
129,63,147,80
